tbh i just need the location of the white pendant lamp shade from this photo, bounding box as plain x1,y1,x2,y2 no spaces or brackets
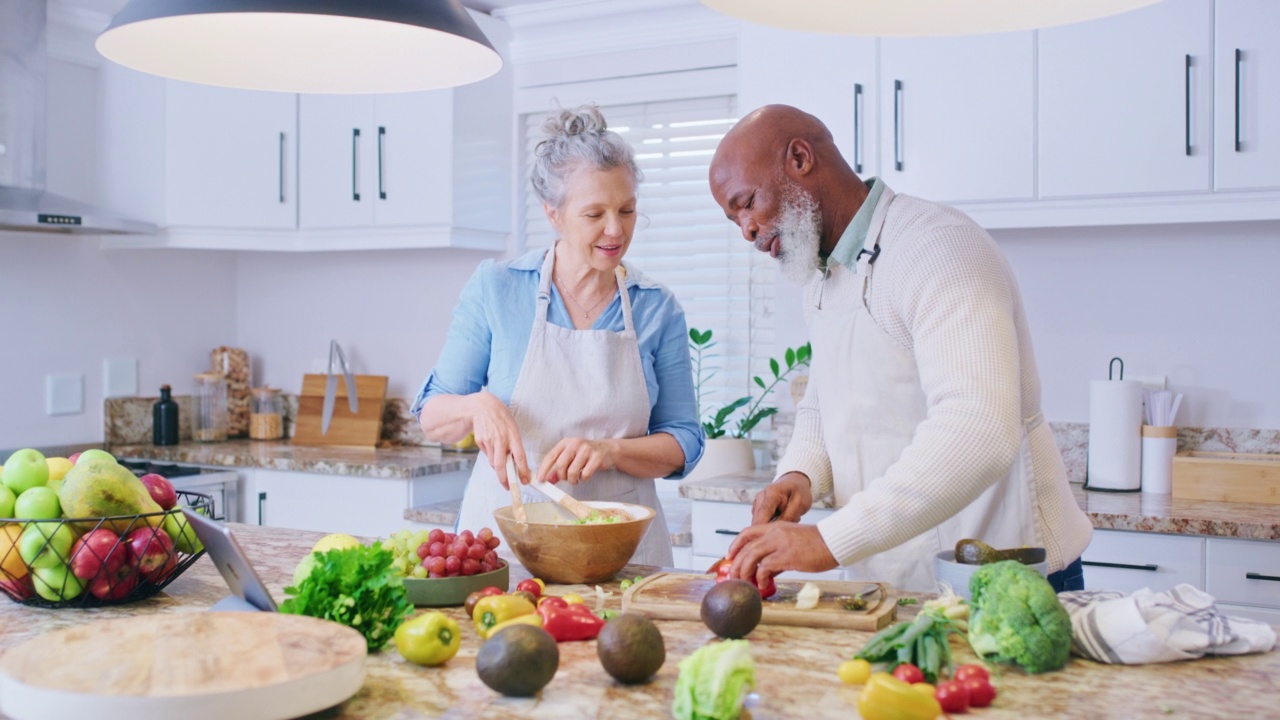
700,0,1167,37
96,0,503,94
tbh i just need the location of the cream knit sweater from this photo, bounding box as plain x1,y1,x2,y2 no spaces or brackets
776,192,1093,574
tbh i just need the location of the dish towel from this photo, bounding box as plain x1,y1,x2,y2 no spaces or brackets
1057,584,1276,664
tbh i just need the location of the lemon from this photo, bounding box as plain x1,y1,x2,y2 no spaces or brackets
311,533,361,554
45,457,74,482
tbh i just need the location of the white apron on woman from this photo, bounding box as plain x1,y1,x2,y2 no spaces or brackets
455,244,674,567
813,187,1039,592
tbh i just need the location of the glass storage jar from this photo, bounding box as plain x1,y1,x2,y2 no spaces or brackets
249,387,284,441
192,372,228,442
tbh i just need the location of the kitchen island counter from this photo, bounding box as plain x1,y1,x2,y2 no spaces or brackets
0,524,1274,719
109,440,477,480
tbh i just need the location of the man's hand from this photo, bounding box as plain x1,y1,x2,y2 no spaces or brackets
751,472,813,525
726,522,838,590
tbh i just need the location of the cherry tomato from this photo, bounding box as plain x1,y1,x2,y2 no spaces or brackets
714,561,776,598
837,659,872,685
954,664,990,683
562,593,585,605
537,595,568,609
515,579,542,599
935,680,971,714
479,586,505,597
892,663,925,685
964,678,997,708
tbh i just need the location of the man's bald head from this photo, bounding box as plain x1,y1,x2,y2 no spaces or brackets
712,104,835,179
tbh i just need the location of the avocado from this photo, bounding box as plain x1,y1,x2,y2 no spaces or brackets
955,538,1047,566
597,613,665,684
476,624,559,697
700,580,763,639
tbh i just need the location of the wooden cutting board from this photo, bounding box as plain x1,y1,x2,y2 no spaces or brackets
0,612,366,720
621,572,898,631
291,373,388,447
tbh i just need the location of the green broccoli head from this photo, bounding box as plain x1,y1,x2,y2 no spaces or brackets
967,560,1072,674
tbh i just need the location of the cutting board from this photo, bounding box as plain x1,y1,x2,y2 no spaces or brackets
0,612,366,720
291,373,388,447
1173,451,1280,505
621,572,897,631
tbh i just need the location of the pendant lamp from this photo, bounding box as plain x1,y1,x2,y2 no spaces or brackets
96,0,503,94
699,0,1166,37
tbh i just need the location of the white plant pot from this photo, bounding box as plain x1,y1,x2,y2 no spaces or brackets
682,437,756,484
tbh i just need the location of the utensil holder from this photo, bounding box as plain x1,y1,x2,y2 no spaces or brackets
1141,425,1177,494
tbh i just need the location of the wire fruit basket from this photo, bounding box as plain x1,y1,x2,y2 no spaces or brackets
0,490,212,608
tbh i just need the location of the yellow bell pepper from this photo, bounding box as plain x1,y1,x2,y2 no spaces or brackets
483,612,544,639
856,672,942,720
473,594,536,638
394,612,460,666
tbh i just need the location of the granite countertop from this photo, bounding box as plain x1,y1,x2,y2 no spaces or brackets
109,440,478,480
682,472,1280,540
0,524,1274,718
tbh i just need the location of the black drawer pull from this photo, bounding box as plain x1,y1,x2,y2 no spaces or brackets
714,529,741,536
1082,560,1158,572
1245,572,1280,583
258,491,267,525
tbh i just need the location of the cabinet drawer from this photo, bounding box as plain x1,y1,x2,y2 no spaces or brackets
1206,538,1280,608
690,501,834,558
1081,530,1204,594
1217,603,1280,626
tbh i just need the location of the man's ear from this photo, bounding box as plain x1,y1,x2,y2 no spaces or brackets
784,138,815,178
543,203,560,231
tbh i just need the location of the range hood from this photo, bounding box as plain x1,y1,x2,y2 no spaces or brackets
0,0,156,235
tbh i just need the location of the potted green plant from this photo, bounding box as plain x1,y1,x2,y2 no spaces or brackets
684,328,811,482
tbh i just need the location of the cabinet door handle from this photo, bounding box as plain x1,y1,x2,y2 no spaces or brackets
278,132,285,203
1184,54,1193,157
893,79,904,171
853,82,863,174
1235,48,1243,152
1082,560,1159,572
257,491,267,525
1246,572,1280,582
378,126,387,200
714,528,741,536
352,128,361,201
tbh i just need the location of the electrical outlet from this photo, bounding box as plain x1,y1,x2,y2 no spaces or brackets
103,358,138,397
46,374,84,416
1131,375,1167,391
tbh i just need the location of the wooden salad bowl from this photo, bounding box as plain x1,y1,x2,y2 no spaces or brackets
493,501,656,584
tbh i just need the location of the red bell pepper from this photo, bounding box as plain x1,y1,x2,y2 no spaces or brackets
536,601,605,642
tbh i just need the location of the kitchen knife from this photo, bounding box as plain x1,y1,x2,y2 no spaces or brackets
320,340,359,435
321,374,337,435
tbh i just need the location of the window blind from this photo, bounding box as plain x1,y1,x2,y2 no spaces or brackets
519,96,779,436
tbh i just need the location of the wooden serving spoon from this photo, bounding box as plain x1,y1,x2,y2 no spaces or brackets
528,477,632,523
505,458,526,524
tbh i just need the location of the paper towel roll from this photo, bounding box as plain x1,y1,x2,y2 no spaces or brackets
1087,379,1144,491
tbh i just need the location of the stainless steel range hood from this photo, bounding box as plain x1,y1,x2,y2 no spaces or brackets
0,0,156,235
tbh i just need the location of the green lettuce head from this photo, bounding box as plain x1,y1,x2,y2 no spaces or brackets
672,639,756,720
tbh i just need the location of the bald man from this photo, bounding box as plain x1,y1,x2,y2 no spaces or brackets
712,105,1092,593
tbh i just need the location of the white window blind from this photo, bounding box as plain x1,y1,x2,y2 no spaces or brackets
519,96,779,436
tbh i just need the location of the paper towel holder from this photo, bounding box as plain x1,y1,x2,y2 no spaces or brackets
1084,355,1143,493
1109,356,1124,381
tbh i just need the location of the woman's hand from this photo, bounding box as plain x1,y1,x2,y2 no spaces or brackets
469,391,530,488
536,438,618,485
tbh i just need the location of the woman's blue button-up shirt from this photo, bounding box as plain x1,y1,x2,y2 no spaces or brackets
411,249,705,479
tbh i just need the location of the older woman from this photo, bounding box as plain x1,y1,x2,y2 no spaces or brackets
411,105,704,566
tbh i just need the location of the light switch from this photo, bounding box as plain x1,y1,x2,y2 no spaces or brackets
46,374,84,416
104,358,138,398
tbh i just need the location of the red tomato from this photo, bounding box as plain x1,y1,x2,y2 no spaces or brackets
515,579,542,599
935,680,970,714
964,678,997,708
892,663,925,685
715,560,777,599
954,664,990,683
479,586,505,597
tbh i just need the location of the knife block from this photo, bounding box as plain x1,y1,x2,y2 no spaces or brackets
291,374,388,447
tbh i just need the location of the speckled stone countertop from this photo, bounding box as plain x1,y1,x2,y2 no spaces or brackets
682,472,1280,540
109,440,478,479
0,523,1274,719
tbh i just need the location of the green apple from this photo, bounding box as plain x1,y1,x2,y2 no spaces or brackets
18,523,76,569
292,554,318,587
0,486,15,519
14,487,60,520
32,563,85,602
74,449,116,466
3,449,49,495
162,511,203,555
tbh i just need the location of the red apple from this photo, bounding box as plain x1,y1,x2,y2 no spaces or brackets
69,528,126,581
149,553,179,584
0,574,34,601
138,474,178,511
126,527,174,576
89,564,138,600
67,452,82,464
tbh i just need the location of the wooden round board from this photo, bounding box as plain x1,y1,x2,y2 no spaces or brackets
0,612,366,720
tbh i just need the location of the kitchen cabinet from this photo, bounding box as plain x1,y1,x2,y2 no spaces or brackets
1205,537,1280,613
243,468,468,539
878,32,1035,203
690,499,843,581
1038,0,1213,198
1081,529,1205,594
1213,0,1280,191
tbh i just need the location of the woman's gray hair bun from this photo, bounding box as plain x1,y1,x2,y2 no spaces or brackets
530,104,642,209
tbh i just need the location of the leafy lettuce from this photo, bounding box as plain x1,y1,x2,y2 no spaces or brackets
281,541,414,652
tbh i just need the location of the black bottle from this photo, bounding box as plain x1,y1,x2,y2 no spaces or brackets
153,384,179,446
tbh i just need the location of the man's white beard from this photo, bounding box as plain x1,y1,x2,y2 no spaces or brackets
775,183,823,286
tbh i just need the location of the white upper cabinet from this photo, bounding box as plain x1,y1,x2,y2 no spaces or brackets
1213,0,1280,191
1038,0,1213,199
737,24,878,179
299,95,376,229
164,83,298,229
879,32,1034,203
